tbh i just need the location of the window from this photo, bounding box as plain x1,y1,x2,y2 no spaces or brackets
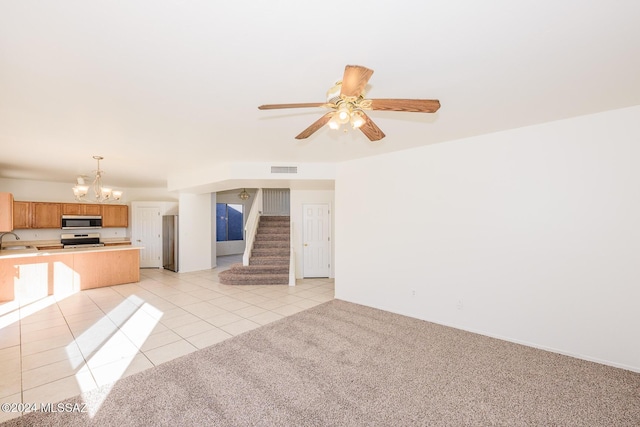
216,203,244,241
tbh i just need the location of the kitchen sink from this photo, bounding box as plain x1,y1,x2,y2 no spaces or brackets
2,245,36,250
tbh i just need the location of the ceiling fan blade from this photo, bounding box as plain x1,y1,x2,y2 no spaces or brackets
258,102,325,110
359,113,386,141
340,65,374,98
295,112,334,139
369,99,441,113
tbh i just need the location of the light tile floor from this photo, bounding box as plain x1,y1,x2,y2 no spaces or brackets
0,255,334,423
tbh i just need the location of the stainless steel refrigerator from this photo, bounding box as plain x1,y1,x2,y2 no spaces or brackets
162,215,178,272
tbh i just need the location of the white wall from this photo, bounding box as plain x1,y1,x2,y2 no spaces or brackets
124,187,179,202
178,192,212,273
168,161,335,193
335,105,640,372
210,193,217,267
0,178,79,202
0,177,177,204
290,189,335,279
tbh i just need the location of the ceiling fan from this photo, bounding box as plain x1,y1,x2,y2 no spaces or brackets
258,65,440,141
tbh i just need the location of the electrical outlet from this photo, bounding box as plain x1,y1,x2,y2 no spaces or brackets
411,289,416,297
456,299,464,310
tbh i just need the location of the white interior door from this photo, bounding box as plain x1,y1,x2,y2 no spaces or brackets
303,203,330,278
133,206,162,268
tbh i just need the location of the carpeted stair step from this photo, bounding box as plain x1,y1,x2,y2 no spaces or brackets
260,215,290,222
258,227,289,235
249,256,289,266
255,233,289,241
251,248,289,258
219,273,289,285
253,240,290,249
225,264,289,275
260,221,289,227
251,248,289,257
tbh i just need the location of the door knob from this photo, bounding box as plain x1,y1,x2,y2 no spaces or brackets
304,243,308,246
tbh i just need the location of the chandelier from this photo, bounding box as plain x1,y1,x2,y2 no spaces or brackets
238,188,250,200
72,156,123,203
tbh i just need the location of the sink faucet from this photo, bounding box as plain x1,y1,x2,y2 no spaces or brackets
0,232,20,250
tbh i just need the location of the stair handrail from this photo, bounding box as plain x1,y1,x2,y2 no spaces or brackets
289,220,296,286
243,188,263,266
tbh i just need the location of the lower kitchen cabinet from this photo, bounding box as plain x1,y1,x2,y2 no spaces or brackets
0,247,141,302
73,249,139,289
0,254,72,302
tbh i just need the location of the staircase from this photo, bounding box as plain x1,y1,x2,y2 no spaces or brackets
219,216,290,285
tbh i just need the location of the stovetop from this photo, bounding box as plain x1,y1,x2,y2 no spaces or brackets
63,243,105,249
60,232,102,248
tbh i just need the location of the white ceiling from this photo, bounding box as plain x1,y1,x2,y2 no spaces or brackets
1,1,639,189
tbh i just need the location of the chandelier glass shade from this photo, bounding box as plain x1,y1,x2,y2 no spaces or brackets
72,156,123,203
238,188,250,200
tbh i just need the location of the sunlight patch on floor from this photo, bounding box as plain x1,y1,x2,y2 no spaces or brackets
65,295,162,417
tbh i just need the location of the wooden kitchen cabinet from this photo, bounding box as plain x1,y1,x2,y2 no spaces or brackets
0,193,13,231
102,204,128,227
12,201,31,229
62,203,102,215
12,200,128,229
31,203,62,228
103,241,132,247
73,249,139,289
1,247,141,301
13,202,62,229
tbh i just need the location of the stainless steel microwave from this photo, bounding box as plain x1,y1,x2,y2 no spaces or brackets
61,215,103,229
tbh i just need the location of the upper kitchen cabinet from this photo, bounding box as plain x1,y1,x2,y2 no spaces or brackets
0,193,14,231
13,201,32,229
62,203,102,215
32,202,62,228
13,201,62,229
102,205,128,227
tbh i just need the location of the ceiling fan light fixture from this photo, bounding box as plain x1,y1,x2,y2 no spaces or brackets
350,111,365,129
337,104,350,122
259,65,440,141
328,115,341,130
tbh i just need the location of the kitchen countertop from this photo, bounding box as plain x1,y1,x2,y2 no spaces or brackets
2,238,131,246
0,244,141,259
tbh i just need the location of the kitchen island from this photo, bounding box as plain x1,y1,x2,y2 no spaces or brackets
0,245,141,302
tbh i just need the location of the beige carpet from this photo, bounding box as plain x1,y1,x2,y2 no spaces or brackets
4,300,639,426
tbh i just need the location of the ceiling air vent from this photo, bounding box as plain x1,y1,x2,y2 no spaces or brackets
271,166,298,174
